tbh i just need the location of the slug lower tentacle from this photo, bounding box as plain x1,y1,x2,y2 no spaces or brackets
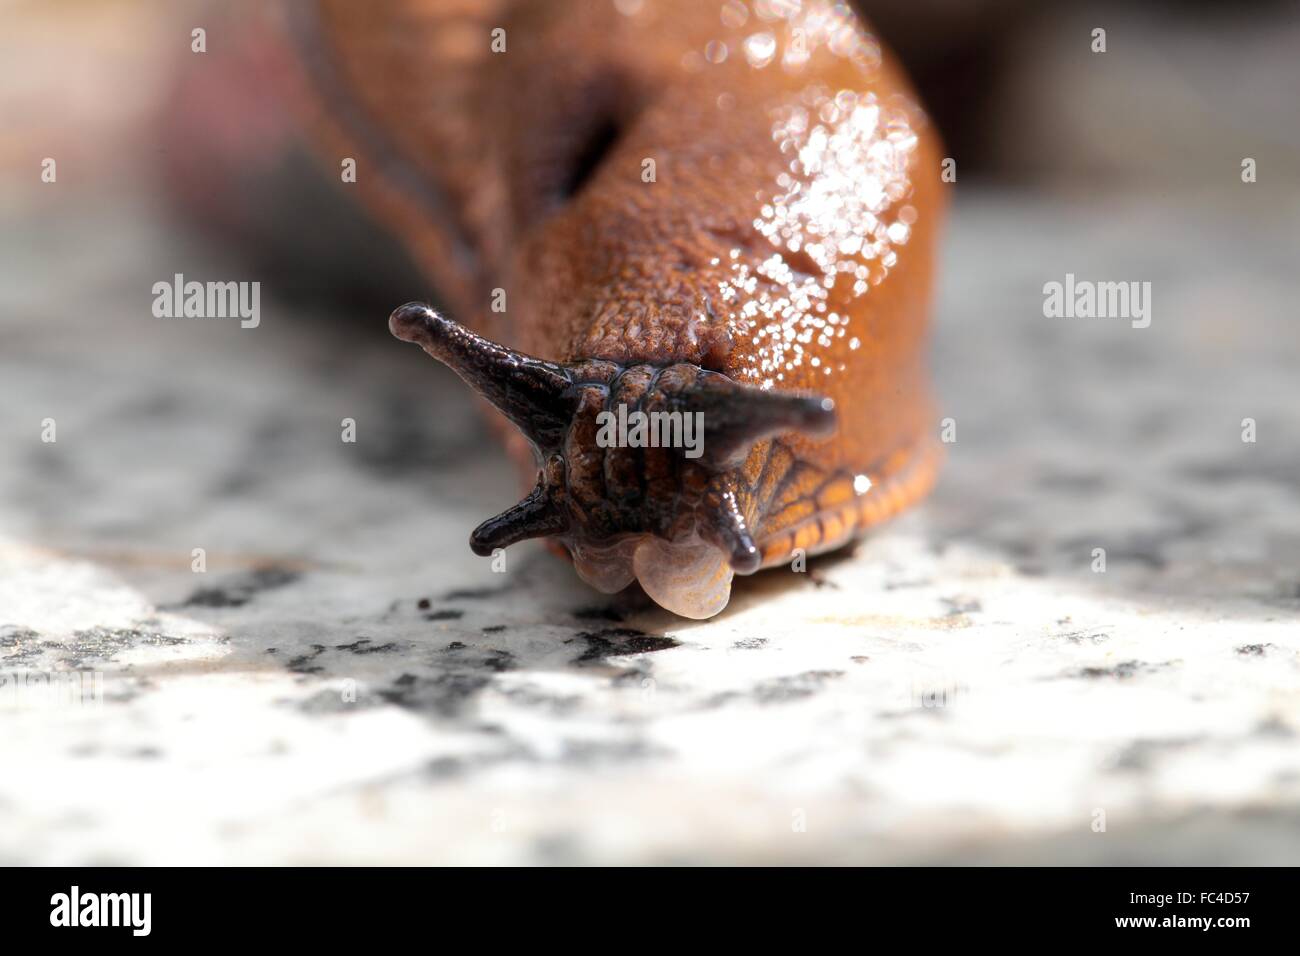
288,0,947,617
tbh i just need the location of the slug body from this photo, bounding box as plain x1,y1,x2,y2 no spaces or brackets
292,0,946,617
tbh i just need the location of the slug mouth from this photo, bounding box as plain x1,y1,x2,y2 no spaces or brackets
567,533,737,620
389,301,836,618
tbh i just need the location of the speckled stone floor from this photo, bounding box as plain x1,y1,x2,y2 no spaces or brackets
2,190,1297,864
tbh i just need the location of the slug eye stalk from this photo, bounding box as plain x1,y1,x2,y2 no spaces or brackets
389,302,578,450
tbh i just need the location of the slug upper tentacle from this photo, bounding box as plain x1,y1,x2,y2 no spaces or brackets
388,302,578,450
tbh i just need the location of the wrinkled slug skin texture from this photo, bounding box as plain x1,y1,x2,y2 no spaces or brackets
291,0,945,616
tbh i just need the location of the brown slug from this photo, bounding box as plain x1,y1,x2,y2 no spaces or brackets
288,0,946,618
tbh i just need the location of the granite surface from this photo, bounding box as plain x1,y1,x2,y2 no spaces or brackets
2,190,1298,865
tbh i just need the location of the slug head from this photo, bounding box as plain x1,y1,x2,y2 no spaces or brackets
389,302,836,618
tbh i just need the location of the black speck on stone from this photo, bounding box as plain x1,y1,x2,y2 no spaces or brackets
417,598,431,610
177,567,300,609
378,671,492,717
181,588,245,608
572,627,679,664
1236,644,1269,656
441,585,507,601
447,641,467,650
482,625,506,633
1056,628,1111,645
751,669,845,704
287,643,328,673
1077,663,1137,680
335,638,399,654
423,609,464,621
573,605,624,622
1069,659,1173,680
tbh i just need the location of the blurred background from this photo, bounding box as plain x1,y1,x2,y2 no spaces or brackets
2,0,1298,865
